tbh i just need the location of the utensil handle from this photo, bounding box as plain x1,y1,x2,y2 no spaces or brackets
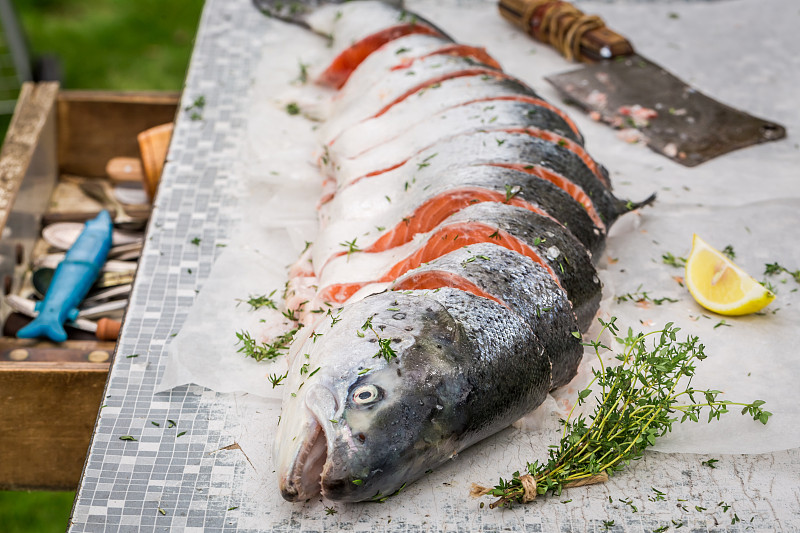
498,0,633,62
95,318,121,341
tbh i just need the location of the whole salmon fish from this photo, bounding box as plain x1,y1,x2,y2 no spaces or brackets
269,1,652,502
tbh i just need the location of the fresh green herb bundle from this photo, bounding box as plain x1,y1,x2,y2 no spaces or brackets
474,318,771,508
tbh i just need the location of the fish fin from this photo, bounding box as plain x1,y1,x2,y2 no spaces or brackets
16,315,68,343
616,192,657,215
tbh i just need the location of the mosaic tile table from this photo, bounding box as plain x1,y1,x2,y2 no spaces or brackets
68,0,800,531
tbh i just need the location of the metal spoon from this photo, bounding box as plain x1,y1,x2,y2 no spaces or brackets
34,254,137,273
32,267,132,303
41,222,142,251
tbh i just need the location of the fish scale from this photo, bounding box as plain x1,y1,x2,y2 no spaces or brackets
422,288,552,436
392,243,582,388
415,201,601,329
270,0,651,504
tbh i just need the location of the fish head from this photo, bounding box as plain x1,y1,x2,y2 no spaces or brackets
274,291,472,502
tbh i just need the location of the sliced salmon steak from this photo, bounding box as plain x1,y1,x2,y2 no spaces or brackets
270,1,653,504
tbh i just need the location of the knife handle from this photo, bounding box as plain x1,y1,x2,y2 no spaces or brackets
498,0,634,62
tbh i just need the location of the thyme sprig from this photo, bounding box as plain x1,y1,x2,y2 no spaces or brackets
662,252,686,268
235,328,297,362
475,318,771,508
504,184,521,203
268,371,288,388
764,262,800,283
615,285,677,305
236,290,278,310
361,315,398,362
721,245,736,260
340,238,361,257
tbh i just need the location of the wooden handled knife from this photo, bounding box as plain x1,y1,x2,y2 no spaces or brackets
499,0,786,166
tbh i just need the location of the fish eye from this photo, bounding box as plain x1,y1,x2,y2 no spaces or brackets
351,384,381,405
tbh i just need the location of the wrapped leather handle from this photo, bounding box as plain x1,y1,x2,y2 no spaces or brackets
498,0,634,62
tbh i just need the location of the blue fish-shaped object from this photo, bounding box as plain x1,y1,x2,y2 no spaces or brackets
17,210,114,342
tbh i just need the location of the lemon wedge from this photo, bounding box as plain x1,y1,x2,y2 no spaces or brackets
684,234,775,315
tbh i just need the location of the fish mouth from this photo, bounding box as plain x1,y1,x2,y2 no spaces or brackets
277,384,337,502
279,419,328,502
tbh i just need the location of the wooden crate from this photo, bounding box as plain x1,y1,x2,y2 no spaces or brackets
0,82,179,490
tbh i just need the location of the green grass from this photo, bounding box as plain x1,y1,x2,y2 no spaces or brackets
0,491,77,533
1,0,203,144
17,0,203,90
0,114,11,145
0,1,204,529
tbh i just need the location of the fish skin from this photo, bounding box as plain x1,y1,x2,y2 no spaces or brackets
275,290,551,502
421,202,601,331
331,33,456,97
333,54,496,113
307,2,448,60
391,243,583,388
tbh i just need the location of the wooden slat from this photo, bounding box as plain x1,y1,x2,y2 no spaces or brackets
0,82,59,236
0,361,109,490
0,338,117,362
57,90,179,177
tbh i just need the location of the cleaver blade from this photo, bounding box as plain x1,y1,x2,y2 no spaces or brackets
499,0,786,167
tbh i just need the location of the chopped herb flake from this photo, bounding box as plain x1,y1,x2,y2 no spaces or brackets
268,371,289,388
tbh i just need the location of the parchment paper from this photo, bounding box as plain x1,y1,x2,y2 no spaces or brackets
158,0,800,455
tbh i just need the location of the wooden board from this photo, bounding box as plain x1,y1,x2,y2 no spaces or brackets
0,360,109,490
57,91,179,177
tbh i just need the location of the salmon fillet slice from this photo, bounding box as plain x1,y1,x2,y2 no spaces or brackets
372,70,517,119
340,126,607,192
391,270,507,307
488,163,606,231
318,221,558,304
390,44,502,72
322,189,555,267
318,24,443,89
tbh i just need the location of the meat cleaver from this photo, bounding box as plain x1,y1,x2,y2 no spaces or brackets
498,0,786,166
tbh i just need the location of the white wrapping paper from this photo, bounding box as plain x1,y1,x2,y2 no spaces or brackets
158,0,800,455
